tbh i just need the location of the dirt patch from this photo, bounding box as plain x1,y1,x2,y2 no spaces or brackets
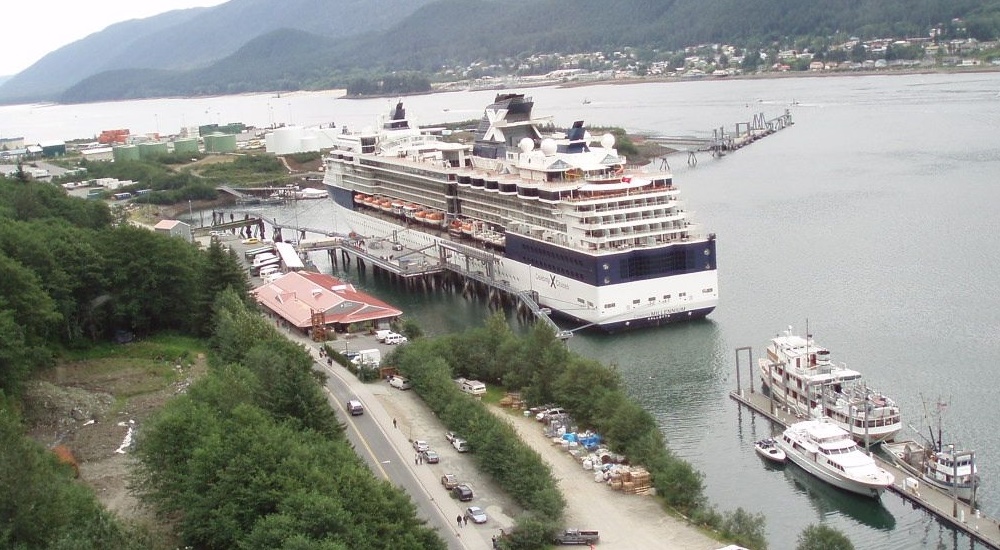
23,353,207,522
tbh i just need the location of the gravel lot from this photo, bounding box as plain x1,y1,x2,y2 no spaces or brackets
373,363,723,549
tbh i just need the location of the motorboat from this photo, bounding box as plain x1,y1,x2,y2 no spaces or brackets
759,326,902,443
754,438,787,463
777,419,894,498
881,399,978,502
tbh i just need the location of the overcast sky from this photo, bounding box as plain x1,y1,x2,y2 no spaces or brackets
0,0,230,76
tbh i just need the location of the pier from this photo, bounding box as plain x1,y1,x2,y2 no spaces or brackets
223,215,568,336
649,109,793,166
730,347,1000,550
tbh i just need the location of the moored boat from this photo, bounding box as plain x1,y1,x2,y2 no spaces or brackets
759,326,902,443
322,95,718,330
777,419,894,498
754,438,787,463
881,399,978,502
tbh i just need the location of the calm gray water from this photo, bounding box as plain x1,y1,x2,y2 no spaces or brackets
15,72,1000,549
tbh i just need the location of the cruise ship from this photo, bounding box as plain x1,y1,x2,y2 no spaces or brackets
759,327,902,443
322,94,718,331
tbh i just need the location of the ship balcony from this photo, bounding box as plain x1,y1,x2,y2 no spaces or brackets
571,199,679,218
570,211,685,230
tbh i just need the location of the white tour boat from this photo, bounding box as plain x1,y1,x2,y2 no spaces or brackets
758,326,902,443
777,419,894,498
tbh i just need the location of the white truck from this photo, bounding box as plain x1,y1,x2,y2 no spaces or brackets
350,348,381,367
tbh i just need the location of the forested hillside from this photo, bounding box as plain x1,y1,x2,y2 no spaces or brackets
0,178,444,548
54,0,1000,103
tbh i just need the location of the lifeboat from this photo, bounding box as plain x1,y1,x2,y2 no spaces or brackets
379,200,393,211
424,211,444,226
415,211,428,221
448,219,464,237
461,222,474,235
354,193,367,203
403,204,417,218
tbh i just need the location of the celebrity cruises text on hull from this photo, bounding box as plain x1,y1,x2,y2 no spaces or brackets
322,95,718,331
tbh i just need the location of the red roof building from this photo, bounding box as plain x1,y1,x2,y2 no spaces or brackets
253,271,402,332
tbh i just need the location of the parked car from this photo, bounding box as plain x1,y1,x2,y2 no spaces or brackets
464,506,488,524
242,237,261,244
452,438,470,453
412,440,429,453
440,473,459,489
452,484,474,502
536,407,566,421
444,431,458,443
389,376,412,390
384,333,408,345
421,449,439,464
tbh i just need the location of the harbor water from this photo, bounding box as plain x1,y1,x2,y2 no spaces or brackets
11,71,1000,549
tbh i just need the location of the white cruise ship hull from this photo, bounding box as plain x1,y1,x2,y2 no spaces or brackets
330,200,717,331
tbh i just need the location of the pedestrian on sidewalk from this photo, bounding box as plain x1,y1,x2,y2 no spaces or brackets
457,515,463,528
463,515,468,527
393,418,397,428
415,454,419,465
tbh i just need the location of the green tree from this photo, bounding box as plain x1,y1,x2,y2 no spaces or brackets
797,523,854,550
721,507,768,549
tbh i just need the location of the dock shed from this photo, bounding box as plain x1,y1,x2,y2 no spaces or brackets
252,271,402,334
153,219,193,243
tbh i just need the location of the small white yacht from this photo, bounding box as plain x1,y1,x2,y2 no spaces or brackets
777,419,894,498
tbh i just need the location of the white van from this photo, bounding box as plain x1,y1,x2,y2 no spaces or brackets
389,376,412,390
375,329,393,342
461,379,486,396
259,265,280,277
384,333,408,345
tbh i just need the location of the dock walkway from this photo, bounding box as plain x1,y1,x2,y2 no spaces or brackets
730,348,1000,549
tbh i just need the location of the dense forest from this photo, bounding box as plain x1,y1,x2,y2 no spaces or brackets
55,0,1000,103
0,179,441,548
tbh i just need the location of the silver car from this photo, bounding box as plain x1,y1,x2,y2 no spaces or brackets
464,506,488,524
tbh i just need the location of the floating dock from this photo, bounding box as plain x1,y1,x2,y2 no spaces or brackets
649,109,793,167
730,347,1000,549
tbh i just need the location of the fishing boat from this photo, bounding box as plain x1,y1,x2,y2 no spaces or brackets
759,326,902,443
881,399,979,502
322,95,718,331
754,438,786,463
777,419,894,498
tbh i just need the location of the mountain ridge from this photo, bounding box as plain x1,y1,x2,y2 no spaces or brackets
2,0,998,104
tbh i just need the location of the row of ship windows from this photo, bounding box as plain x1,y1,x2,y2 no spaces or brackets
604,293,686,309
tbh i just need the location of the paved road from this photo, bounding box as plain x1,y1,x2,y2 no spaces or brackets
311,345,494,550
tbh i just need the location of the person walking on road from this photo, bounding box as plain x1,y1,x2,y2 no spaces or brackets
463,515,468,527
393,418,397,428
457,515,463,528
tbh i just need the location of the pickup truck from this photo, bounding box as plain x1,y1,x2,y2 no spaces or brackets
553,528,599,545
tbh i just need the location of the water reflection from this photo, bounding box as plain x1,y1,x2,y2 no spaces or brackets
783,460,897,531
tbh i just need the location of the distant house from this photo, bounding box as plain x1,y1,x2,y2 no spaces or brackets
153,219,192,242
253,271,402,333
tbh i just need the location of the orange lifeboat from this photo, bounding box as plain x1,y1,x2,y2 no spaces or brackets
415,210,428,220
354,193,366,202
